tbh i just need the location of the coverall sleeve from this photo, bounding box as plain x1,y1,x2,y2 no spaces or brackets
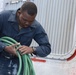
33,25,51,57
0,13,7,52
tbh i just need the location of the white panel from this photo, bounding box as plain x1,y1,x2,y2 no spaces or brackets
0,0,4,11
32,0,76,58
3,0,24,10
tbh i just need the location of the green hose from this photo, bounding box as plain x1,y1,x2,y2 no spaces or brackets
0,37,22,75
0,36,35,75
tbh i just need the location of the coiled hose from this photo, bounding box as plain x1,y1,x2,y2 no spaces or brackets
0,36,35,75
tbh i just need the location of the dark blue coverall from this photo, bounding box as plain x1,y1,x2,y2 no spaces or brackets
0,10,51,75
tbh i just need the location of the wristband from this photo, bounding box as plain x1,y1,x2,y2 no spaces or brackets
32,47,36,52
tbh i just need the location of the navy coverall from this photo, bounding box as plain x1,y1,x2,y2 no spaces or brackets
0,10,51,75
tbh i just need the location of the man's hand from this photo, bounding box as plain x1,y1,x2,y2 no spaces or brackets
4,44,19,56
18,45,34,55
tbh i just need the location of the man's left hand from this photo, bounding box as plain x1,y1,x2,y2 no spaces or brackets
17,45,34,55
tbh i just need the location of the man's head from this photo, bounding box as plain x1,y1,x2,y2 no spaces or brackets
17,1,37,28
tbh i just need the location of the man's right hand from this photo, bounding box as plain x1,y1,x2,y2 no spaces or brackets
4,44,19,56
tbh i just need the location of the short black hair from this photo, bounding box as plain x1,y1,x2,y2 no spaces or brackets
20,1,37,16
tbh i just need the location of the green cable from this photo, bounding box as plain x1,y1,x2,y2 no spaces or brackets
0,36,36,75
0,38,14,45
1,36,18,44
22,55,29,75
16,51,22,75
0,38,22,75
27,55,35,75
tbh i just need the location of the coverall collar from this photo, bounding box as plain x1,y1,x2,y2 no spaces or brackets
8,9,36,28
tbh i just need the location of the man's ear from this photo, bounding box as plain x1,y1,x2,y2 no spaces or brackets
17,10,21,17
18,10,21,14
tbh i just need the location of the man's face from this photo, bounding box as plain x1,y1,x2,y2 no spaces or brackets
17,10,36,28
